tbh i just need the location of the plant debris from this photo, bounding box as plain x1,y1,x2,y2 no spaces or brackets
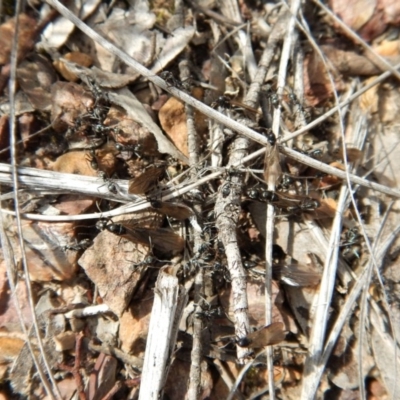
1,0,400,398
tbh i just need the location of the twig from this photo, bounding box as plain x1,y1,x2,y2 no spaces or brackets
213,0,257,362
181,58,205,400
302,108,367,398
265,2,301,397
8,3,61,398
212,359,246,400
311,222,400,399
138,268,187,400
246,8,290,107
88,341,143,370
58,333,86,400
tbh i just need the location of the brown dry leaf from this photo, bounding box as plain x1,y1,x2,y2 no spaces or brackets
50,151,98,176
0,335,25,380
378,84,400,123
119,290,153,355
108,91,188,162
329,0,387,42
381,0,400,25
0,259,32,330
19,220,81,281
105,105,158,156
16,55,57,110
78,213,163,316
321,44,381,76
50,81,94,132
87,353,117,400
329,0,375,32
53,331,76,352
0,115,9,150
53,52,93,82
52,195,94,216
159,97,189,157
367,378,388,398
0,336,25,364
359,76,380,113
303,50,334,106
51,377,77,400
18,113,36,147
313,197,337,219
0,14,36,64
373,39,400,56
158,87,207,158
50,146,117,177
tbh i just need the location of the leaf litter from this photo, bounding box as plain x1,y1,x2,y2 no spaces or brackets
0,0,400,398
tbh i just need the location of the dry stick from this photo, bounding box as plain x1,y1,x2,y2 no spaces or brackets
138,269,184,400
88,342,143,370
265,2,301,397
182,60,205,400
246,9,291,107
213,0,255,363
213,5,289,364
214,135,252,363
219,0,257,79
7,4,61,399
0,216,57,396
291,48,306,133
302,110,367,398
301,186,347,400
1,139,400,225
299,12,349,393
319,222,400,399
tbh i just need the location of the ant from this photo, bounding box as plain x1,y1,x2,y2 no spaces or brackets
63,238,92,252
115,142,142,159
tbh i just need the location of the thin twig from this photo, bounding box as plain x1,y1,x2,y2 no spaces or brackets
265,1,302,396
8,4,61,398
181,57,205,399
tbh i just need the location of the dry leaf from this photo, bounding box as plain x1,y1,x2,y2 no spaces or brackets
303,50,334,106
0,336,25,364
321,44,381,76
0,14,36,64
373,39,400,57
159,97,189,157
78,214,162,316
329,0,375,32
53,52,93,82
51,81,95,132
359,76,380,113
17,55,57,110
108,91,188,162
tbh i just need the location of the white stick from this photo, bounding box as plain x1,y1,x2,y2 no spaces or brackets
139,268,186,400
